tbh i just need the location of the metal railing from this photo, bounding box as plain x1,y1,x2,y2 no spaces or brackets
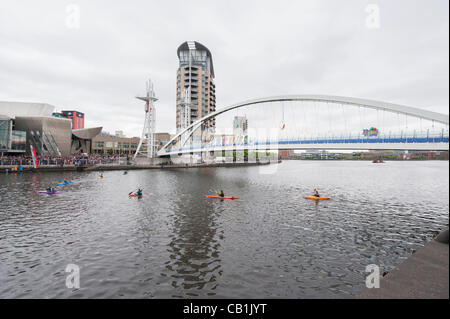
0,157,131,167
166,132,450,153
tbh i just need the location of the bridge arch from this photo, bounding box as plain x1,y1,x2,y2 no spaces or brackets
159,95,449,156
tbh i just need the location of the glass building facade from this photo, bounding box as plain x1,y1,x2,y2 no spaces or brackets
0,117,11,151
176,41,216,134
0,116,26,153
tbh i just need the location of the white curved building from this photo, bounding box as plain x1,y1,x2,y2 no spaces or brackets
0,101,55,118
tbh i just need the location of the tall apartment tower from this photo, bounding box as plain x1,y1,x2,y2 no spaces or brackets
176,41,216,135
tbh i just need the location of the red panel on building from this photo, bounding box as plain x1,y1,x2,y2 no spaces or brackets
61,111,85,129
278,149,291,160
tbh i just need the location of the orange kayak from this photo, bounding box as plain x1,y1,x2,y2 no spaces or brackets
305,196,330,200
204,195,239,200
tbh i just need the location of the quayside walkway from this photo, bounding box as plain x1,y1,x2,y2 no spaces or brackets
358,229,449,299
1,160,273,173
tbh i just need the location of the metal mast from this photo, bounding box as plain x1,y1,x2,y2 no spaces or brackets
134,79,158,158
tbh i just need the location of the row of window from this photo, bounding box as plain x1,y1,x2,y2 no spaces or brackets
94,141,137,149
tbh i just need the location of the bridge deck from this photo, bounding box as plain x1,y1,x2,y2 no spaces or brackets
159,137,449,156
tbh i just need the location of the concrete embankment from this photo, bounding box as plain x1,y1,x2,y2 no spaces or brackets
358,228,449,299
2,160,275,173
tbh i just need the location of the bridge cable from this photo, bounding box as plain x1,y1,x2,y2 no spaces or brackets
290,101,299,141
358,106,363,139
342,103,347,140
329,102,333,140
377,109,380,134
302,104,306,135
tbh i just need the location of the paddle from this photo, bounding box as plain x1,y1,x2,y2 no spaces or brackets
129,187,142,195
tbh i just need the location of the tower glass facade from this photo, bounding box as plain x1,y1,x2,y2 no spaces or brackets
176,41,216,136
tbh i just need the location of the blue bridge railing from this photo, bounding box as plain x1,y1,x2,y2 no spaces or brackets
165,134,449,153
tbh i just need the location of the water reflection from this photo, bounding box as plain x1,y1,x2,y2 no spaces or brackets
165,169,223,297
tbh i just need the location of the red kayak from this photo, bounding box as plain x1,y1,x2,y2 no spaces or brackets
204,195,239,200
129,193,148,197
304,196,330,200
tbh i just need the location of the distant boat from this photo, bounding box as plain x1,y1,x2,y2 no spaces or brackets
373,159,385,163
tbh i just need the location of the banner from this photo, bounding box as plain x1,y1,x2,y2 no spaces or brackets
30,145,39,169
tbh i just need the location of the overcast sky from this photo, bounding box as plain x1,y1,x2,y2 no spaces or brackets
0,0,448,136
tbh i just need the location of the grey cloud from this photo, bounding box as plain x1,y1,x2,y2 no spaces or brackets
0,0,448,136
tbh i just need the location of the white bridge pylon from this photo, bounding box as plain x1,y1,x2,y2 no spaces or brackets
158,95,449,156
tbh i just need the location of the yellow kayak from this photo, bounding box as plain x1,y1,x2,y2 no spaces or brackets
305,196,330,200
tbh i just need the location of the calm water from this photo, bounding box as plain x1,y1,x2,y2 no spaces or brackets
0,161,448,298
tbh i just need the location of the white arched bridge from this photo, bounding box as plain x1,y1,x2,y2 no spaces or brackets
158,95,449,157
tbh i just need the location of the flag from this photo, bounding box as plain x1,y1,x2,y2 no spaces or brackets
30,145,39,169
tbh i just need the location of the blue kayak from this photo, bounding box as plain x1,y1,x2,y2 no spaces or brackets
57,181,73,186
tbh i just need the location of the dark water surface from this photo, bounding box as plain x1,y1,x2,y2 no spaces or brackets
0,161,448,298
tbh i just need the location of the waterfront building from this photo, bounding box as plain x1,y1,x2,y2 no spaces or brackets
278,149,293,160
0,115,26,155
52,112,68,119
299,150,340,160
61,110,85,129
115,130,125,138
0,101,101,156
176,41,216,136
92,132,172,155
92,134,140,155
155,132,171,150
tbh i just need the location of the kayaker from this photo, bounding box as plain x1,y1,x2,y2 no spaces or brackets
136,188,143,196
218,190,225,197
46,187,55,193
313,188,320,197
